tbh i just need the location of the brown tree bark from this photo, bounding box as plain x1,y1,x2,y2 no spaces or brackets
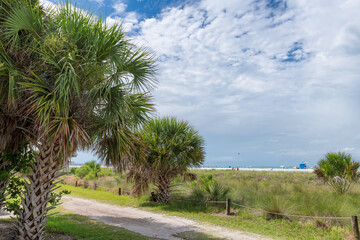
155,175,171,203
17,143,61,240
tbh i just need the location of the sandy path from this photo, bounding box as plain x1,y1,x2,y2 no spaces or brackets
62,196,271,240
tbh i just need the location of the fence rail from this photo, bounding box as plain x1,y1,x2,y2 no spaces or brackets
230,202,351,220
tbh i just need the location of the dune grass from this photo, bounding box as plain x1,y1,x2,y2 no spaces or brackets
58,170,355,240
197,170,360,217
64,170,360,218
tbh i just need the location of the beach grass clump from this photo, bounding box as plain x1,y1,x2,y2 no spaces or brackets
258,196,291,220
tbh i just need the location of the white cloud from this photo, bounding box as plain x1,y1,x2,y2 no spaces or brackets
113,2,127,15
92,0,104,4
41,0,360,166
39,0,56,8
129,0,360,165
105,2,140,32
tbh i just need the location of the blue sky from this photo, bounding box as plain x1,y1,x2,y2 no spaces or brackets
43,0,360,167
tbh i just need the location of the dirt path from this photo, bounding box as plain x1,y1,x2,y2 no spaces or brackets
62,196,271,240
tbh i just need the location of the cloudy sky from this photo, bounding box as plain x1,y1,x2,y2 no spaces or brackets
44,0,360,167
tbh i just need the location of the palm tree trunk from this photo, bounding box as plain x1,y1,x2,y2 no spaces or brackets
17,144,61,240
156,175,171,203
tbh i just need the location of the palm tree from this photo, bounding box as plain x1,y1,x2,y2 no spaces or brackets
314,152,360,194
0,1,156,239
128,117,205,203
191,175,231,202
0,0,39,211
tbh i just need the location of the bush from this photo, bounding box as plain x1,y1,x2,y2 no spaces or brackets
98,169,113,178
75,166,91,179
314,152,360,194
191,175,230,202
74,161,101,179
70,168,77,175
84,171,96,181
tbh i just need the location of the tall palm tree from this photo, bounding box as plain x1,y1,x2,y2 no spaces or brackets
128,117,205,203
0,1,157,239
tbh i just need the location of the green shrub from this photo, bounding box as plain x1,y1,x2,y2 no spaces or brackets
84,171,96,181
75,161,102,179
70,168,77,175
75,166,91,179
191,175,230,202
98,169,113,178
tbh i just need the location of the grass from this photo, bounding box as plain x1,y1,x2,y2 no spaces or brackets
0,205,228,240
206,170,360,217
62,170,360,218
6,169,358,239
57,171,354,239
0,212,151,240
46,213,151,240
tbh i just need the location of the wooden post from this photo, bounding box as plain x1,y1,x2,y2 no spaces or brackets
75,181,78,187
118,187,122,195
226,198,231,215
352,216,360,240
94,183,97,190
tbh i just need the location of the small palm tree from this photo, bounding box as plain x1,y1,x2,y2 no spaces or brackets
127,117,205,203
314,152,360,194
191,175,230,202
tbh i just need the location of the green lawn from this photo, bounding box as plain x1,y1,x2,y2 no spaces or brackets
47,213,151,240
0,213,151,240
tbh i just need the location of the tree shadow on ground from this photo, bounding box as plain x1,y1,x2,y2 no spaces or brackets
174,231,227,240
139,198,211,214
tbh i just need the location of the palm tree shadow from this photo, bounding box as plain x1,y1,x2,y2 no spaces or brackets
139,199,207,214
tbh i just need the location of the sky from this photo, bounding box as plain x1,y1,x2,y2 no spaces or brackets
42,0,360,167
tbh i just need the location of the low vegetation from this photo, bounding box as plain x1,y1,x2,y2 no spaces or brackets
47,213,150,240
314,151,360,194
0,212,151,240
190,175,231,202
60,167,359,239
71,161,113,180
